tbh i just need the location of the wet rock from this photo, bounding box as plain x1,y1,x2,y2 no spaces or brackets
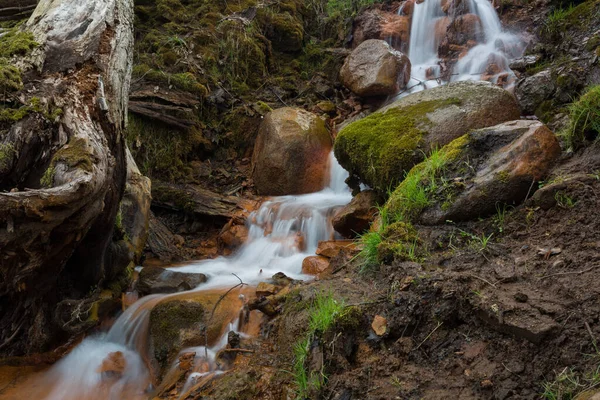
334,81,520,191
316,240,358,258
509,54,542,72
219,223,249,250
137,266,207,296
419,120,561,224
332,190,379,238
515,70,555,115
380,14,410,50
340,39,411,97
97,351,127,378
302,256,331,276
251,107,332,195
178,351,196,371
149,300,205,374
439,14,483,60
256,282,279,297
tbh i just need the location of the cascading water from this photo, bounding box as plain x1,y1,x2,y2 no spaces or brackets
33,152,351,400
400,0,524,94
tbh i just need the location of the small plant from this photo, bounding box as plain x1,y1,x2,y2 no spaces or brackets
542,365,600,400
293,292,344,399
542,4,575,38
555,191,576,208
458,229,494,252
493,203,511,233
562,85,600,150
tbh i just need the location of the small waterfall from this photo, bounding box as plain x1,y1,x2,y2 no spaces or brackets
395,0,523,95
36,152,352,399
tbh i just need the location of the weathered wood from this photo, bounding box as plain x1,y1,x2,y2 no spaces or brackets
152,181,239,219
0,0,134,355
146,212,184,262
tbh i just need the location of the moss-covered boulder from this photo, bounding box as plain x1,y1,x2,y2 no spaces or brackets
385,120,561,224
251,107,332,195
149,300,205,375
334,81,521,192
340,39,411,97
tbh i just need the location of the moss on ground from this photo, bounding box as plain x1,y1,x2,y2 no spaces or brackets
334,98,462,192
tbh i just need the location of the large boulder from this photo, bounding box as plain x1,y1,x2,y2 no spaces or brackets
251,108,332,196
334,81,521,192
386,120,561,224
340,39,411,97
332,190,379,238
515,70,556,115
137,266,207,296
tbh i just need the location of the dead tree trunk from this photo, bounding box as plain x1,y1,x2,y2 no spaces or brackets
0,0,134,355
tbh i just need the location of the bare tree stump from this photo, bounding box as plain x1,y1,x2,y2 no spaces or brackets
0,0,134,355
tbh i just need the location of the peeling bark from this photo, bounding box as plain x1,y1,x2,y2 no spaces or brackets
0,0,134,355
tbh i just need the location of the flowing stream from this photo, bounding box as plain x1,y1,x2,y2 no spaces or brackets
402,0,524,93
28,153,351,400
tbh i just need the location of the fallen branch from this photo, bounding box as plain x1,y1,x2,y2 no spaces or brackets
539,266,596,280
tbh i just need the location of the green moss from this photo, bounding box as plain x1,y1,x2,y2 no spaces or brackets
0,29,38,58
334,98,462,192
0,143,15,170
0,106,29,122
495,170,511,184
0,61,23,92
149,300,205,369
40,166,55,188
51,138,94,172
152,183,196,213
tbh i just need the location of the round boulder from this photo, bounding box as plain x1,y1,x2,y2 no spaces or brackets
340,39,411,97
251,108,332,196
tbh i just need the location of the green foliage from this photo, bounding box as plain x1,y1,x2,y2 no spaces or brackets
293,292,344,399
555,191,576,208
0,143,15,170
542,365,600,400
562,85,600,150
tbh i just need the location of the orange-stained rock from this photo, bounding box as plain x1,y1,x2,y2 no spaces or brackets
380,14,410,47
251,108,332,196
438,14,483,60
97,351,126,377
401,0,415,16
316,240,358,258
340,39,411,97
179,352,196,371
219,223,249,250
332,190,379,238
256,282,279,297
301,256,331,276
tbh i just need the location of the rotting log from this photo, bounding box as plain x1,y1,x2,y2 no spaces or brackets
0,0,134,355
152,181,239,219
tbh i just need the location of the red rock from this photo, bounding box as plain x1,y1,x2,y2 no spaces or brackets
219,223,249,249
380,14,410,46
97,351,126,377
256,282,279,297
332,190,379,238
301,256,331,276
179,351,196,371
316,240,358,258
401,0,415,16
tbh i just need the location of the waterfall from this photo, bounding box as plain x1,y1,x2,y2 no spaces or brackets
398,0,523,95
36,152,352,399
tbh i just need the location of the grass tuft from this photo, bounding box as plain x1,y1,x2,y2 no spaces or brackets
562,85,600,150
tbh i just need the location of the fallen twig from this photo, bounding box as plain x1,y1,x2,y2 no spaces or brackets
469,274,497,288
539,266,596,279
415,321,443,351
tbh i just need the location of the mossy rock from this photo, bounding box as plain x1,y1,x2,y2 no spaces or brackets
149,299,205,374
334,81,521,192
